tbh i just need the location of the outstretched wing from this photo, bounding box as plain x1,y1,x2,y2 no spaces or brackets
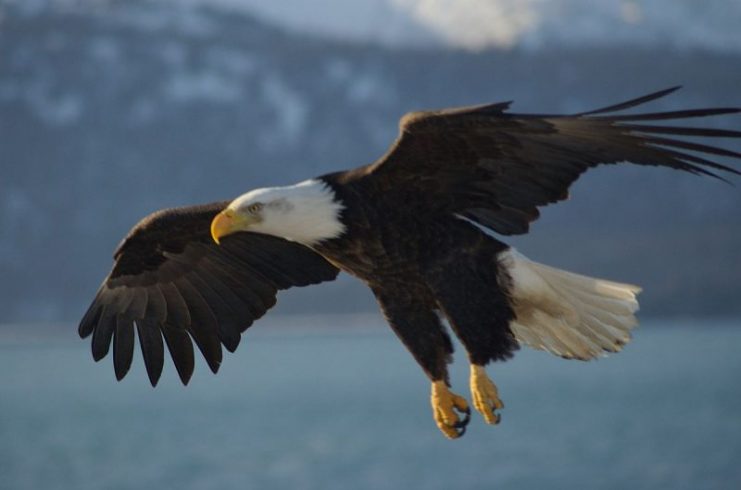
367,87,741,235
79,201,340,386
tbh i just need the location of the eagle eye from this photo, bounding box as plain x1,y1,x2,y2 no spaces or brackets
247,202,263,214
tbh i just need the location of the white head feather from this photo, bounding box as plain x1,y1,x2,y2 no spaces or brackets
227,179,345,245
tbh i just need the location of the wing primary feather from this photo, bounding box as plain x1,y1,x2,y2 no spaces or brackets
125,289,149,321
645,136,741,159
234,240,330,288
650,148,739,180
113,315,135,381
175,276,223,374
208,248,279,311
79,295,103,338
196,274,258,338
136,319,165,387
576,86,681,116
217,243,291,289
186,271,243,353
161,324,195,385
91,304,116,361
198,256,260,328
198,254,260,301
622,124,741,138
201,268,267,320
595,107,740,121
666,148,741,175
145,285,168,322
160,282,192,328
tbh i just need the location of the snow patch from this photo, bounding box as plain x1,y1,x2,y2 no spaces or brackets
325,58,352,84
392,0,539,49
88,37,120,63
258,76,308,149
25,81,84,125
158,41,188,66
127,98,157,124
164,70,243,103
207,48,259,77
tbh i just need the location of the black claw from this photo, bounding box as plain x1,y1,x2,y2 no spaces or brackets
456,425,467,438
494,412,502,425
453,407,471,429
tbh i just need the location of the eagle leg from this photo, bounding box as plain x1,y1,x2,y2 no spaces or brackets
430,380,471,438
470,364,504,425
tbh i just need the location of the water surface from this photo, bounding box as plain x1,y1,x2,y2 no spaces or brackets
1,317,740,490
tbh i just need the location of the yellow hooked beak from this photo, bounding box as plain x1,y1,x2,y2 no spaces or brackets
211,209,255,244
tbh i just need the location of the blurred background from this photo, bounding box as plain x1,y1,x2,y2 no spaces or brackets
0,1,740,489
1,0,741,321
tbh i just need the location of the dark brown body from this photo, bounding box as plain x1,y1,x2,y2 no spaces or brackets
316,171,517,382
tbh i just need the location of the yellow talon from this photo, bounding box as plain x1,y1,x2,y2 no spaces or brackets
430,380,471,439
470,364,504,425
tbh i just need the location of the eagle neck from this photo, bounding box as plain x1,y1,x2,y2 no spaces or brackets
283,178,347,245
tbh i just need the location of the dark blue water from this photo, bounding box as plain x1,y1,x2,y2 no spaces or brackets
1,316,740,490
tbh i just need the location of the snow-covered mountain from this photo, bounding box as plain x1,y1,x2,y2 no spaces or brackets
7,0,741,51
19,0,736,51
1,1,740,322
390,0,741,51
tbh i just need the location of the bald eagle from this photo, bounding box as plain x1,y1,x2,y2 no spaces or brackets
80,87,740,438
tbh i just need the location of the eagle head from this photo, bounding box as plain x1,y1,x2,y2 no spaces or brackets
211,179,345,246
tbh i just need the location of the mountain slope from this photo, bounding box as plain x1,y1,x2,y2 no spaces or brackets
1,1,740,322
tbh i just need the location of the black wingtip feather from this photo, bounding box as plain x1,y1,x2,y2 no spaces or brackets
598,107,741,122
662,149,741,178
187,270,243,352
623,124,741,138
162,325,195,385
79,301,102,338
91,306,116,362
175,277,223,375
646,136,741,160
137,319,165,387
577,86,682,116
113,316,135,381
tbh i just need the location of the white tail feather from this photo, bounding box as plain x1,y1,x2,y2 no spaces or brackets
499,249,641,360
